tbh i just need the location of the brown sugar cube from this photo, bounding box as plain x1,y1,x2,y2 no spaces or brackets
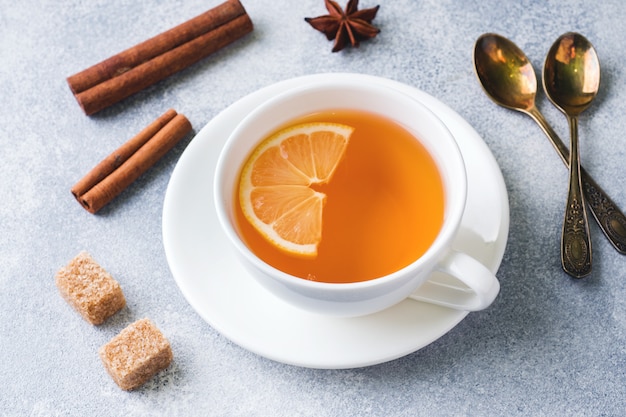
55,251,126,325
99,318,173,390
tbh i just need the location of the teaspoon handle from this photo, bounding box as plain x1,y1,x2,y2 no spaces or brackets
562,116,592,278
528,107,626,254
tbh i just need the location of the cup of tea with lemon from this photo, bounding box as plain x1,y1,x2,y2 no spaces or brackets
214,77,500,317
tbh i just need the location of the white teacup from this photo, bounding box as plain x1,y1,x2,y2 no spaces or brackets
214,78,500,317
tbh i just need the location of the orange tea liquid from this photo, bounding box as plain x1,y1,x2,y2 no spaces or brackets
234,109,444,283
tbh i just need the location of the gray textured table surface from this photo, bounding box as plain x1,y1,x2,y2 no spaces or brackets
2,0,626,415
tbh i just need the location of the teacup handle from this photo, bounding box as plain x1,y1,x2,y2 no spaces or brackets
409,250,500,311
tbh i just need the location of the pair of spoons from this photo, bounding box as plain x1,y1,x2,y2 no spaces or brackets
473,33,626,278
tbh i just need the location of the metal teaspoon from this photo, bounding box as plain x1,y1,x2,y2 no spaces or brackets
473,33,626,257
542,32,598,277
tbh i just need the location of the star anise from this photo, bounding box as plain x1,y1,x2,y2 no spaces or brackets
305,0,380,52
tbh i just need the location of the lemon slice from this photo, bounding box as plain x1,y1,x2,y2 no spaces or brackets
239,122,354,257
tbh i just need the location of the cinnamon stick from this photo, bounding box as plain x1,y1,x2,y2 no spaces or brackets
71,109,192,213
67,0,253,115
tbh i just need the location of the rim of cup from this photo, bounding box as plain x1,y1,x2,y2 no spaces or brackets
214,78,467,291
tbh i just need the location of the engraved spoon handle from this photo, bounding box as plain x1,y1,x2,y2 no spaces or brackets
528,106,626,254
561,116,592,277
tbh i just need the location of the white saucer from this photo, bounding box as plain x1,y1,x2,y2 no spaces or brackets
162,73,509,369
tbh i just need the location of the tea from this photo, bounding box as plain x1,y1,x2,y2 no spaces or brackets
234,109,444,283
